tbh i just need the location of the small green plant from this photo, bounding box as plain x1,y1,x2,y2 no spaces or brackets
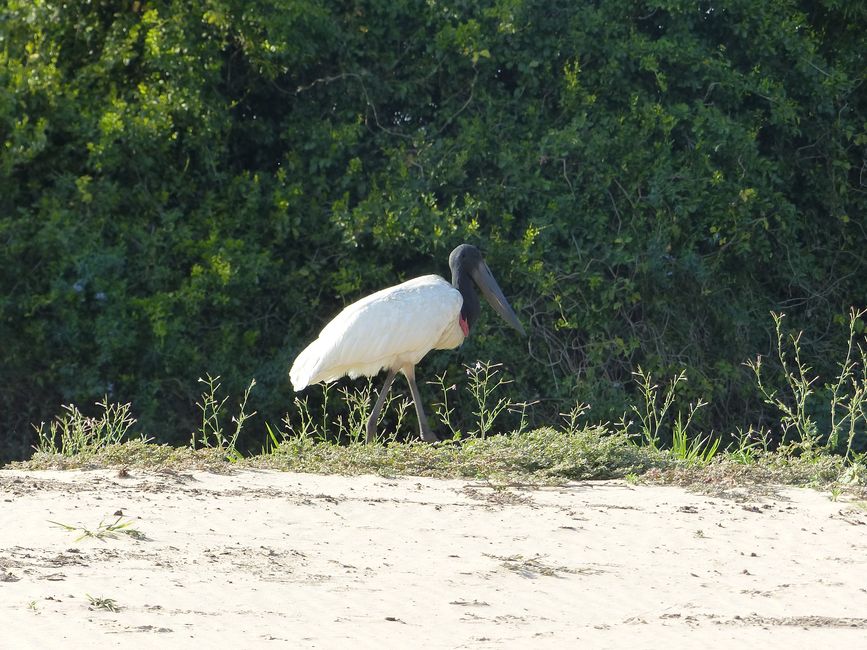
263,422,282,454
825,308,867,460
27,600,38,613
726,427,771,465
560,402,591,435
86,594,120,612
34,398,138,456
336,379,413,444
334,381,373,443
281,395,321,442
629,367,683,449
839,456,866,485
486,553,577,578
49,515,144,542
280,381,344,443
377,391,412,442
671,411,719,466
508,397,536,437
465,361,519,439
319,380,332,440
625,367,707,453
746,313,820,453
191,375,256,460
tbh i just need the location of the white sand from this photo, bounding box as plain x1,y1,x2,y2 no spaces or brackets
1,468,866,648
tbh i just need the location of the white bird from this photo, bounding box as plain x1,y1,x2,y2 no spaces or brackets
290,244,525,443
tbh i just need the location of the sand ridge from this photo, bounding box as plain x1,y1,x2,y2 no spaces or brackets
1,468,866,648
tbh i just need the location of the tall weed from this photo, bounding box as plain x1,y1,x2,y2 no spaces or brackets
191,375,256,460
747,309,867,459
34,398,138,456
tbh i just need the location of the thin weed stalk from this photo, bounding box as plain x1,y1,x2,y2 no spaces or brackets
560,402,591,435
191,375,256,460
509,398,538,437
429,371,462,439
826,308,867,459
466,361,516,439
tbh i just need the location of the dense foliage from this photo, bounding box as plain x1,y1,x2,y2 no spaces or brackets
2,0,865,460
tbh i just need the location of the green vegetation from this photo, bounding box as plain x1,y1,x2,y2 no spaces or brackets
14,351,867,494
49,514,145,542
33,399,141,457
1,2,865,463
86,594,121,613
191,374,256,461
16,400,865,492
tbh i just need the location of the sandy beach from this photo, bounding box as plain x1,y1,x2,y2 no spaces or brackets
1,468,866,648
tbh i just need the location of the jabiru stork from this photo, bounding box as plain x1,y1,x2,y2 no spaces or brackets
290,244,525,443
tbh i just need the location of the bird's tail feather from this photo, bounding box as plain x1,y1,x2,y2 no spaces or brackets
289,340,323,391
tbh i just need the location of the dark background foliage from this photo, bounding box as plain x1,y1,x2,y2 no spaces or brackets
1,0,865,461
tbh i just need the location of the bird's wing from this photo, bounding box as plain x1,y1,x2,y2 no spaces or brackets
290,275,463,389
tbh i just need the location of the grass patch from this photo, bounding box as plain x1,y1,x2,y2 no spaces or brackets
646,451,862,492
11,426,865,497
19,439,231,472
7,311,867,496
252,426,661,483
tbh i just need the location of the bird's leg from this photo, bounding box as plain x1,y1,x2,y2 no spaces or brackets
402,365,439,443
366,368,397,444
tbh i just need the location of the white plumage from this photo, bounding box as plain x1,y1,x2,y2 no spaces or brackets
290,275,464,390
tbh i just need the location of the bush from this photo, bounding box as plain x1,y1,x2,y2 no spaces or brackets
1,1,865,460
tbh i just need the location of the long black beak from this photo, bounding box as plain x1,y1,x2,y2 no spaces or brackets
470,262,526,336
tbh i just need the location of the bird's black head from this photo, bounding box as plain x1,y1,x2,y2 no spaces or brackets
448,244,525,336
448,244,483,274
